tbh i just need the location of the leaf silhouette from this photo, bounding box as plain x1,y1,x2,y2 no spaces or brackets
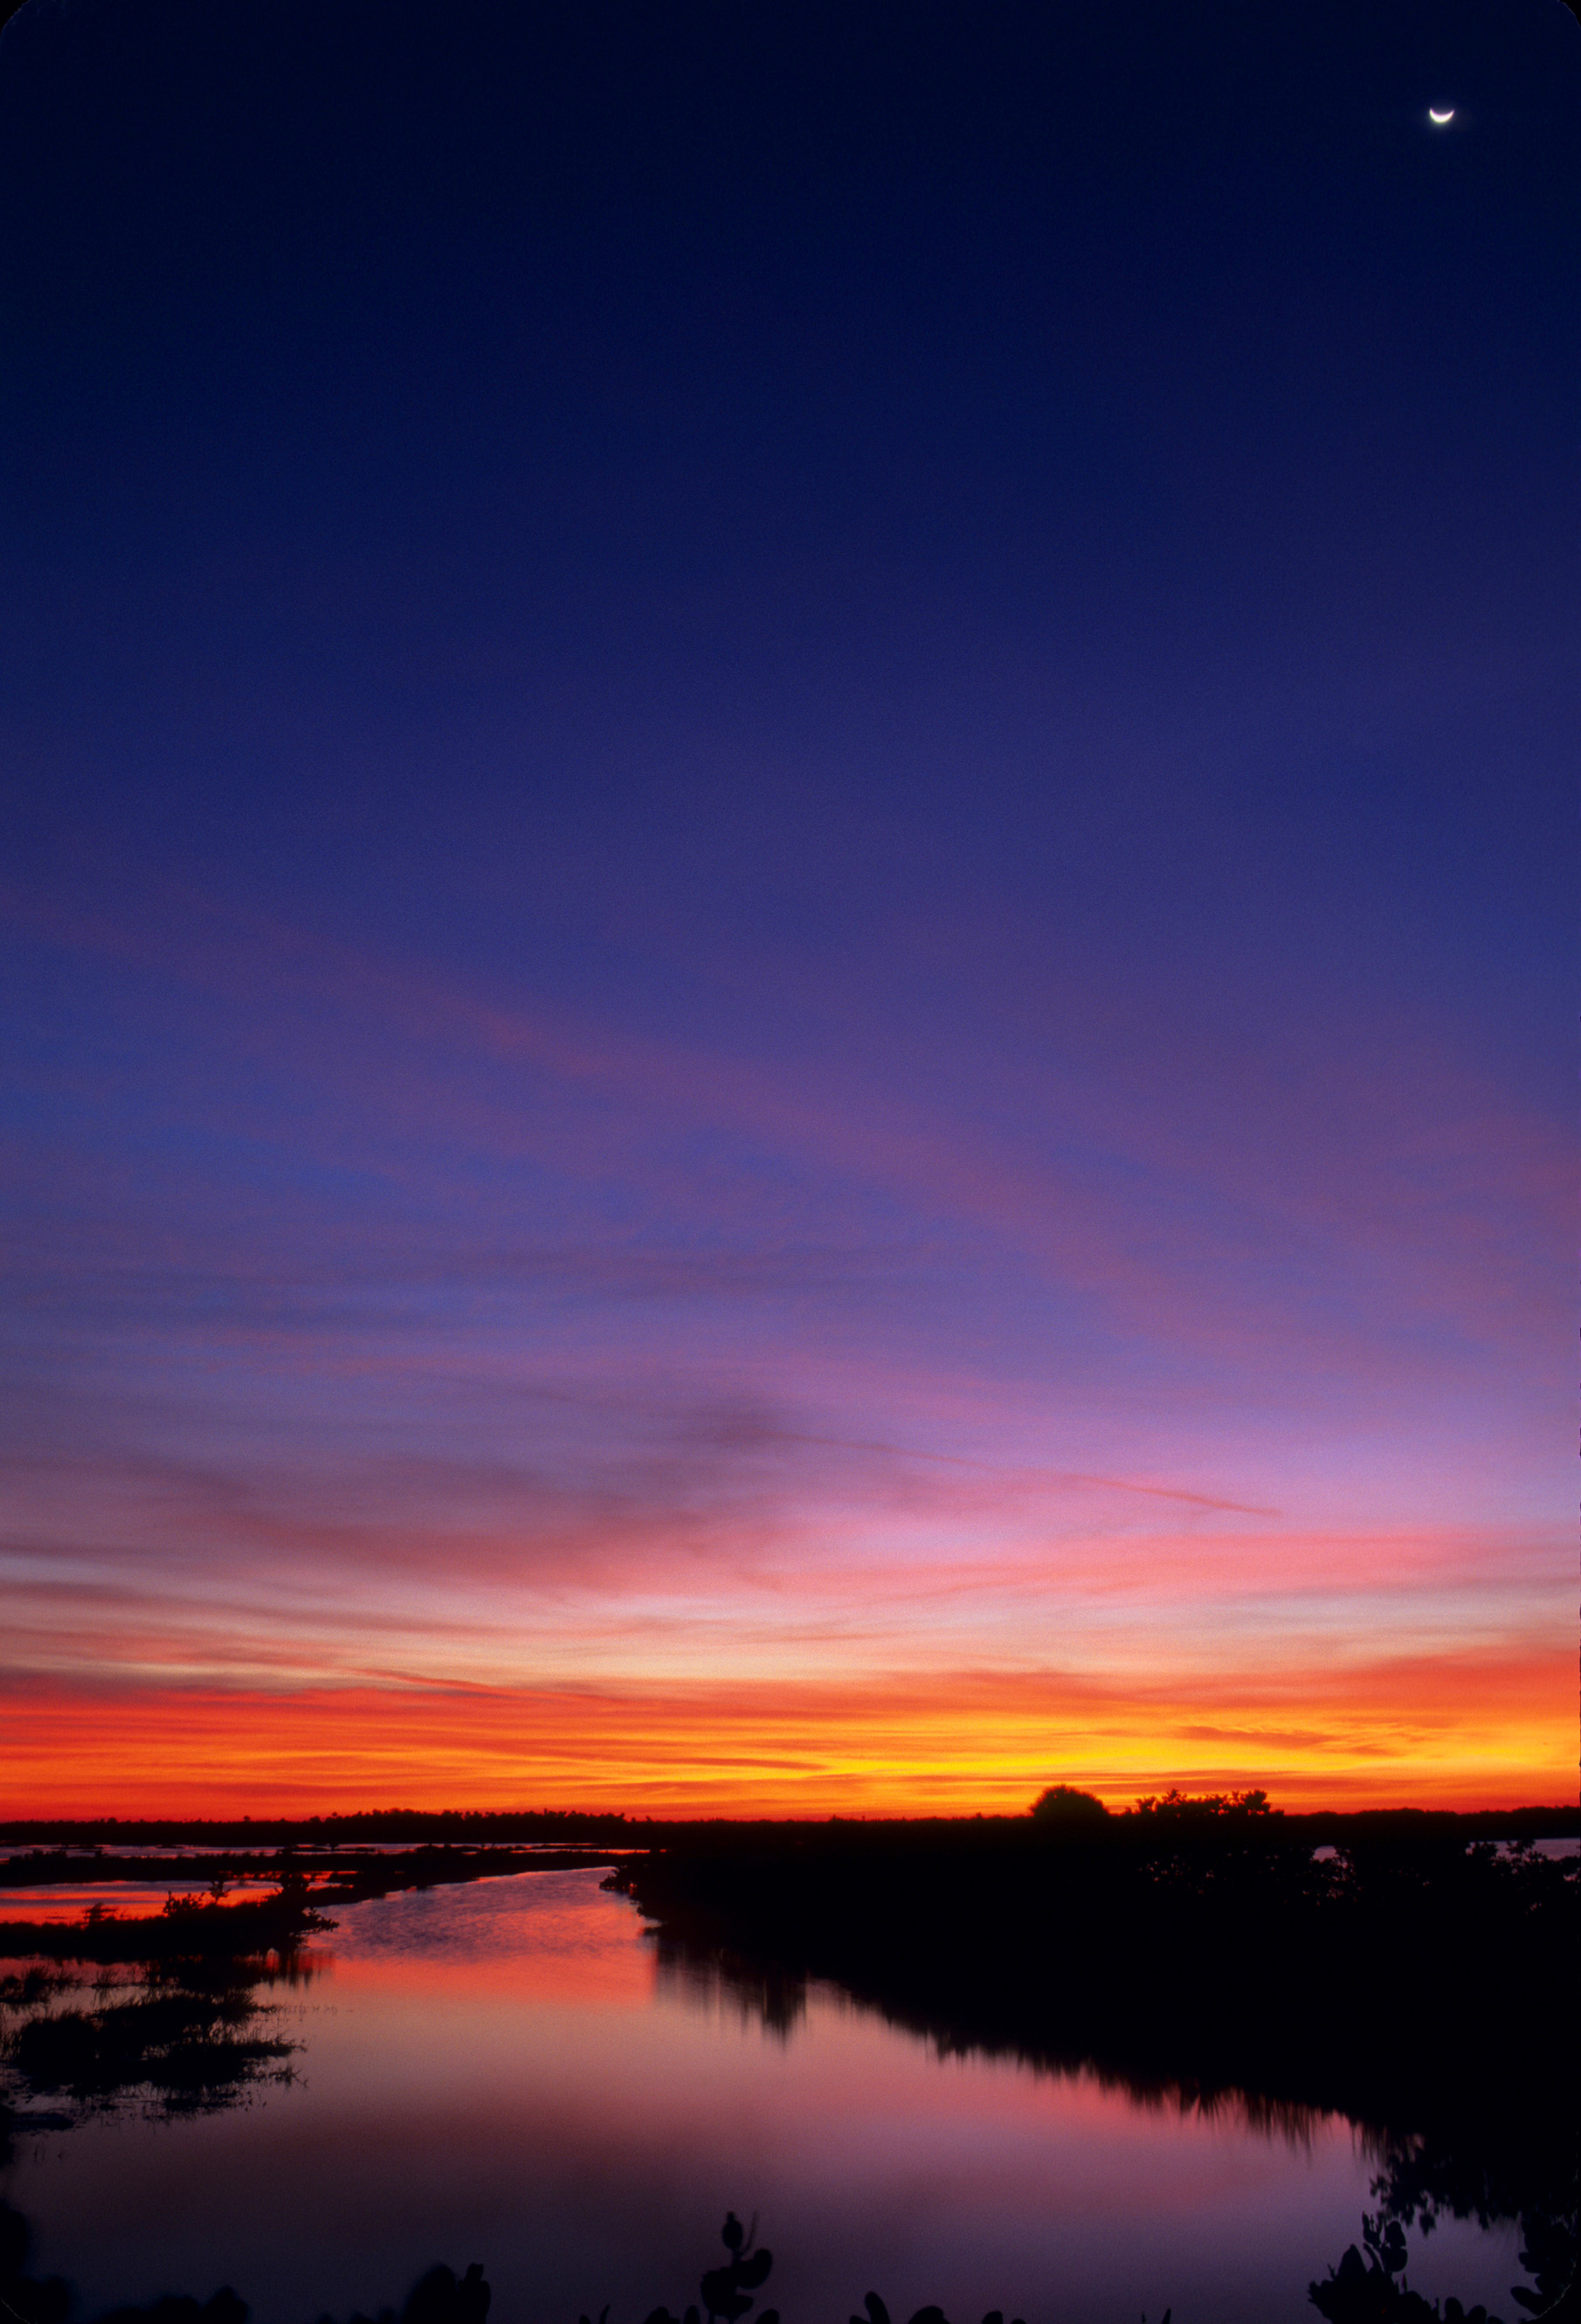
699,2279,753,2323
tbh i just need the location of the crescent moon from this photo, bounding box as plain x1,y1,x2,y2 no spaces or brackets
1428,107,1454,124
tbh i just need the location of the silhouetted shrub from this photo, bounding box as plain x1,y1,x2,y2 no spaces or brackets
1308,2211,1504,2322
312,2258,491,2324
583,2217,1085,2324
1028,1788,1108,1826
96,2293,248,2324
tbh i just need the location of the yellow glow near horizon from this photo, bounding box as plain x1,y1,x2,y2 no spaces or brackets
1,1639,1569,1819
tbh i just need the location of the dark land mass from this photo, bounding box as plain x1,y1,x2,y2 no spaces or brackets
0,1813,642,1848
608,1802,1577,2133
1,1805,1576,1851
3,1804,1576,2321
607,1798,1578,2320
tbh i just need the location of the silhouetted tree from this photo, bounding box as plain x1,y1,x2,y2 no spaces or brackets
1028,1787,1108,1825
314,2258,491,2324
1133,1787,1271,1819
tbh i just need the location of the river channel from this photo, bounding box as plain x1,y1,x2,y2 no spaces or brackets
1,1867,1522,2324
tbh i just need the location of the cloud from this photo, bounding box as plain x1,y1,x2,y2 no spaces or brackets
1,869,1566,1813
0,1641,1569,1818
4,871,1564,1394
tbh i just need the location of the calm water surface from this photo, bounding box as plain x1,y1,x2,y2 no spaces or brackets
3,1870,1519,2324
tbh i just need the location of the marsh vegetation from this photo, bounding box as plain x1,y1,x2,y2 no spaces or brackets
2,1807,1574,2323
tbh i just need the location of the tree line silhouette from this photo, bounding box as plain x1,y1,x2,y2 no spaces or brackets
609,1793,1576,2322
606,1795,1576,2137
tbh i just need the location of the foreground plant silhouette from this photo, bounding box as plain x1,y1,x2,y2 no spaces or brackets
576,2214,1161,2324
1307,2200,1578,2324
581,2210,777,2324
3,2180,1564,2324
312,2259,491,2324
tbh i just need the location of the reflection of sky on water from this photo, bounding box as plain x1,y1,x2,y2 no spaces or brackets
0,1848,631,1922
1,1883,216,1922
0,1876,329,1922
2,1871,1521,2324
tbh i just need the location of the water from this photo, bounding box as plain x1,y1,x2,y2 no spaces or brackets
1,1868,1523,2324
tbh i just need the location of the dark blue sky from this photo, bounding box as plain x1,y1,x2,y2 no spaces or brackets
1,0,1576,1812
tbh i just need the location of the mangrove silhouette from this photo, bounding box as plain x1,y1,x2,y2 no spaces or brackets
3,2184,1572,2324
1028,1786,1112,1829
606,1799,1576,2131
609,1798,1577,2323
0,1880,335,1968
1303,2131,1579,2324
597,2208,781,2324
572,2215,1107,2324
312,2259,492,2324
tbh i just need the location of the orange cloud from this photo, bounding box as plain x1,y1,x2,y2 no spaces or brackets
0,1641,1568,1820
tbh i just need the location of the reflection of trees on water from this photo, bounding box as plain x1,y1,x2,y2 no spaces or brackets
0,1871,335,2130
646,1925,1576,2324
655,1923,1343,2150
621,1814,1578,2321
1309,2134,1578,2324
655,1936,811,2041
0,1952,322,2122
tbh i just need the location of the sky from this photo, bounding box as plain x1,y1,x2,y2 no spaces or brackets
1,0,1576,1817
